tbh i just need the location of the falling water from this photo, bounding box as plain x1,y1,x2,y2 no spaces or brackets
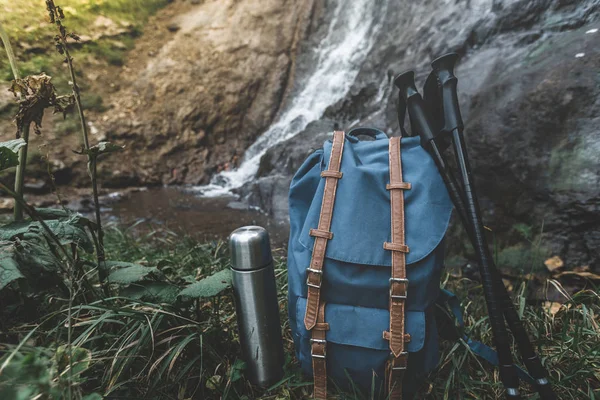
195,0,387,197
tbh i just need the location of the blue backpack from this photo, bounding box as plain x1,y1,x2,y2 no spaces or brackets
288,128,454,399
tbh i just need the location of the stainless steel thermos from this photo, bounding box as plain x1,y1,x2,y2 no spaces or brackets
229,226,284,387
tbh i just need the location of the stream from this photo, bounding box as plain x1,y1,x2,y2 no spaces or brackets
106,187,289,247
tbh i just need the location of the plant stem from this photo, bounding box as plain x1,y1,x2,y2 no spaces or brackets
13,124,30,221
59,31,106,290
91,157,107,290
0,20,30,222
0,21,19,79
63,46,90,150
67,244,76,400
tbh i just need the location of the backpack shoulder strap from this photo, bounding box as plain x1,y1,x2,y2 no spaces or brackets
304,130,345,399
384,136,412,399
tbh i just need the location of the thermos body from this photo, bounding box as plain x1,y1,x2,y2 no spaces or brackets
229,226,284,388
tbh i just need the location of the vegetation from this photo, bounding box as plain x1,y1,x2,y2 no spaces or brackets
2,225,598,399
0,1,598,399
0,0,169,84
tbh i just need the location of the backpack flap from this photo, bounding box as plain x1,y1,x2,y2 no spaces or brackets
295,297,426,352
298,135,453,267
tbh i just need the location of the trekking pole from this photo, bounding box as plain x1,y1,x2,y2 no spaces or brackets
433,57,522,399
393,71,470,231
396,93,414,137
400,70,558,400
394,69,522,399
430,53,556,399
397,70,556,399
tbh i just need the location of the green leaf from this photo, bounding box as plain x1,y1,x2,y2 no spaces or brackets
55,345,91,377
0,139,26,171
0,219,94,253
45,219,94,253
229,359,246,383
103,261,144,269
120,281,180,303
16,239,63,273
178,269,232,299
33,207,70,220
82,394,103,400
108,265,159,285
0,242,24,291
0,221,36,240
67,214,97,230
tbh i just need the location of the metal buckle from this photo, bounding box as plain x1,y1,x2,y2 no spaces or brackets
390,277,408,300
310,339,327,358
391,351,409,370
306,268,323,289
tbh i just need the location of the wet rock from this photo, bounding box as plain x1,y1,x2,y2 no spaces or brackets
240,119,334,220
102,0,319,186
244,174,292,221
257,119,335,178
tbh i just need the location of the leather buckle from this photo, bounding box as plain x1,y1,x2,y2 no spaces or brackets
310,338,327,359
306,268,323,289
390,277,408,300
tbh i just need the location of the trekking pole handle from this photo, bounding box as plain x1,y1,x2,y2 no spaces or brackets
431,53,464,133
393,71,436,149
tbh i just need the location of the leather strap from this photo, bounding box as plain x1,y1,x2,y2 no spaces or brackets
320,170,343,179
305,131,345,400
384,137,411,400
310,229,334,240
304,131,345,330
386,354,409,400
383,242,410,253
311,302,329,399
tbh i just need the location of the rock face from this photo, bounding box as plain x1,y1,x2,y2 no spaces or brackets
101,0,318,185
247,0,600,270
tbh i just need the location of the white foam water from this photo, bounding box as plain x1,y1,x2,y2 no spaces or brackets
194,0,387,197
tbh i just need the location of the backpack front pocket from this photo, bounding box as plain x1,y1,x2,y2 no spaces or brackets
294,297,435,393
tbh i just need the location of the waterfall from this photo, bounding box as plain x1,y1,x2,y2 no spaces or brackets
196,0,387,197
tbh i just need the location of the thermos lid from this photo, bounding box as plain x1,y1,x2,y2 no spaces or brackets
229,226,273,271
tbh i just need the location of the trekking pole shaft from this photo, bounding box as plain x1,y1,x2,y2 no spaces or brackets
436,146,555,398
430,145,471,232
430,129,554,398
431,52,555,398
451,128,521,399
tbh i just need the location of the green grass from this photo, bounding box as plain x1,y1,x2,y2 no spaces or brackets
0,0,169,83
1,225,599,399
